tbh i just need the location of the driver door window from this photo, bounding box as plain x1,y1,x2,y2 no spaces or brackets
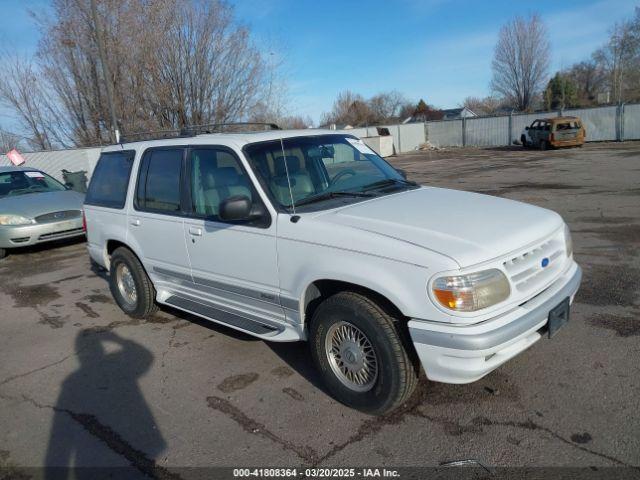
190,148,253,220
529,121,540,142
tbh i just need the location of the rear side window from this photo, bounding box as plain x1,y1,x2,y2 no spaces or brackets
555,121,581,130
136,148,184,213
85,150,135,209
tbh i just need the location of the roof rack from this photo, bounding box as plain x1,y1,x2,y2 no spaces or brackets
119,122,280,143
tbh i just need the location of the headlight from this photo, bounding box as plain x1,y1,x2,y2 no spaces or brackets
564,224,573,257
432,269,510,312
0,215,35,226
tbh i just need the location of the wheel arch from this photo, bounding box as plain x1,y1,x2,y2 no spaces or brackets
301,278,406,327
105,239,144,271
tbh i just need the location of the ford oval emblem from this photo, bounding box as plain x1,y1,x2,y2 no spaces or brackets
541,257,550,268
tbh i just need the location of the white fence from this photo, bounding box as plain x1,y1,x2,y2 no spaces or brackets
355,103,639,151
0,147,102,182
623,103,640,140
424,103,637,148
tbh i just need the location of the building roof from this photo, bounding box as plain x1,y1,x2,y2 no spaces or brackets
441,107,476,117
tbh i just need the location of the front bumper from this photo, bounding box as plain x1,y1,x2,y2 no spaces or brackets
408,261,582,384
0,218,84,249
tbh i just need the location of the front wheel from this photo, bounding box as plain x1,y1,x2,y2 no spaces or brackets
309,292,418,415
0,248,6,260
109,247,158,318
521,135,528,148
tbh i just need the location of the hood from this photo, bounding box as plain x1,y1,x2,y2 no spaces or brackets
316,187,563,268
0,190,85,218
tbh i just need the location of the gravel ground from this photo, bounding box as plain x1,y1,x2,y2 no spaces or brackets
0,141,638,478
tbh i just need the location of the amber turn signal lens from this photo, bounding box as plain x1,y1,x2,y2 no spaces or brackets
433,289,457,309
432,269,510,312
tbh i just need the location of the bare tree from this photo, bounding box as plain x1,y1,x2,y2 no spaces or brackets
593,8,640,104
462,96,506,115
321,90,415,127
320,90,373,127
279,115,312,129
146,0,266,127
565,60,607,105
0,54,54,149
0,0,275,148
0,128,23,153
368,91,408,123
398,101,416,121
491,14,550,111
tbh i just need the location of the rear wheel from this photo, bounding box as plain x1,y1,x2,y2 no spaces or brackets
520,135,528,148
539,140,548,151
109,247,158,318
309,291,418,415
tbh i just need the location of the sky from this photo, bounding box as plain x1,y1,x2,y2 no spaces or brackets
0,0,637,127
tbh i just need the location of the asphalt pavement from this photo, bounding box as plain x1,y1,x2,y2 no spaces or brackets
0,141,638,477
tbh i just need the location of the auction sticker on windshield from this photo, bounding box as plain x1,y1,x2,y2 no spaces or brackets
346,137,375,155
24,171,45,178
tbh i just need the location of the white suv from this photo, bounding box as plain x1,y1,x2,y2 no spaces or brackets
84,128,581,414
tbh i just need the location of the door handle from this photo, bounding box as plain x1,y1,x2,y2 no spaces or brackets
130,219,141,227
189,227,202,236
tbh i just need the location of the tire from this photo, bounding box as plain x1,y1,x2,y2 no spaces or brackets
0,248,6,260
109,247,158,318
521,135,528,148
539,140,547,151
309,291,418,415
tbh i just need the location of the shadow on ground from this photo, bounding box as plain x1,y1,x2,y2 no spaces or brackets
44,329,166,479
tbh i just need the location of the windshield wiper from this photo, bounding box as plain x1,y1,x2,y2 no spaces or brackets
362,178,418,191
294,190,374,207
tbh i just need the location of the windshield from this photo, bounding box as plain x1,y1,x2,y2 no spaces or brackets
0,171,66,198
244,134,412,210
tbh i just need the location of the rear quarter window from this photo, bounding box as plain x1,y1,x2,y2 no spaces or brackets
135,148,184,213
85,150,135,209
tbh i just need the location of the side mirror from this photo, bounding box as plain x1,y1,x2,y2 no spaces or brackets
396,169,408,179
525,126,529,130
219,195,263,222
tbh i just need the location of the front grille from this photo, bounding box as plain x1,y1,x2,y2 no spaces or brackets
38,228,84,241
503,232,566,294
35,210,82,224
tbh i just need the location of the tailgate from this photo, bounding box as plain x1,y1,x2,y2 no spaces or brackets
555,128,580,140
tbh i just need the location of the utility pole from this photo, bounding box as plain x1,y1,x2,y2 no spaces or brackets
90,0,120,143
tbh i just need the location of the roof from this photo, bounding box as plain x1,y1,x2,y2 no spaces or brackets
443,107,476,115
0,166,40,173
551,116,581,122
537,116,581,123
102,128,346,153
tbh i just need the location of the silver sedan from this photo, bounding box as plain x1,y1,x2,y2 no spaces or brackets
0,166,85,259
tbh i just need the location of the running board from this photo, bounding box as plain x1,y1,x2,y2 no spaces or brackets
164,295,280,335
